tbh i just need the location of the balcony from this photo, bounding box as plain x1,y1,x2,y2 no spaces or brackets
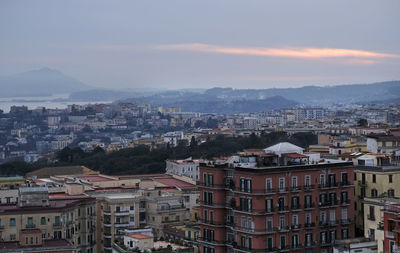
291,224,302,230
358,181,367,187
114,222,130,227
277,226,290,232
197,237,226,246
386,231,395,239
319,221,329,227
291,204,302,211
26,224,36,229
103,211,111,215
198,219,225,226
303,184,315,191
341,200,350,205
340,219,353,225
367,214,376,221
53,223,62,228
319,200,338,208
318,182,339,189
304,222,315,229
304,203,315,209
198,182,226,189
291,186,301,192
277,206,289,213
265,207,274,213
341,181,353,187
104,233,112,239
114,211,130,216
277,187,289,193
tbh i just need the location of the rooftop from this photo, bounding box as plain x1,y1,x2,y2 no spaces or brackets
127,233,153,240
0,239,74,252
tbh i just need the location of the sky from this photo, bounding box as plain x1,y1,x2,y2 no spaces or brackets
1,0,400,90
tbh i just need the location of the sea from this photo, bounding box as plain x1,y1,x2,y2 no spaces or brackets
0,94,112,112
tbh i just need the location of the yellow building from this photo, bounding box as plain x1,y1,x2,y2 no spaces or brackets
354,165,400,234
0,187,96,253
363,197,400,253
0,176,25,189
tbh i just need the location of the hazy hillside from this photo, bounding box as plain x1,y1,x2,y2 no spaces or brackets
0,67,92,97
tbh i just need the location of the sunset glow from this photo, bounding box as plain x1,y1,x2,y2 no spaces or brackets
157,43,399,61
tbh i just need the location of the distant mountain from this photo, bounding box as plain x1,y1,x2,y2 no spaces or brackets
119,80,400,113
200,81,400,105
169,96,299,113
0,67,93,97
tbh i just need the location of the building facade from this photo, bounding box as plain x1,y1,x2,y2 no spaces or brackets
199,158,355,253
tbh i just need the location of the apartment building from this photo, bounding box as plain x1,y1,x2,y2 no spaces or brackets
367,134,400,155
363,197,400,253
145,189,190,238
383,203,400,253
96,193,145,253
199,143,355,253
166,158,200,181
354,165,400,234
0,187,96,253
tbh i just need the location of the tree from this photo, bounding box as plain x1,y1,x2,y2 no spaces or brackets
357,118,368,127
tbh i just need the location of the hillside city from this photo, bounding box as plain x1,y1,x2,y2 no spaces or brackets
0,101,400,253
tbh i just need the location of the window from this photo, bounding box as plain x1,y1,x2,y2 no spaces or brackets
10,218,16,227
304,195,312,208
341,191,348,203
320,211,326,223
55,216,60,226
371,189,378,197
389,174,393,183
279,216,285,229
305,213,312,225
320,231,327,244
341,173,348,184
241,216,246,228
266,178,273,191
388,189,395,197
278,197,285,211
292,234,299,247
241,236,246,247
305,175,311,187
369,228,375,240
328,174,336,186
329,210,335,222
330,230,336,242
267,237,273,250
354,172,357,181
266,218,273,231
320,174,326,184
291,176,298,188
248,237,252,250
369,206,375,220
372,174,376,183
209,211,214,223
341,208,348,220
279,178,285,190
280,235,286,248
292,215,298,226
291,196,300,209
305,233,313,246
265,198,273,212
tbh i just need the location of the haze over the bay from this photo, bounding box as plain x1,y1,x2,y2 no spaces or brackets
1,0,399,89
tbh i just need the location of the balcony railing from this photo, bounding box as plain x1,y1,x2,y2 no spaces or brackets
304,222,315,229
277,206,289,213
291,204,301,211
304,203,315,209
367,215,376,221
197,237,226,246
26,224,36,228
358,181,367,187
318,182,339,189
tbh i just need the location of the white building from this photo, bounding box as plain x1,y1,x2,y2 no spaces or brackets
166,158,200,181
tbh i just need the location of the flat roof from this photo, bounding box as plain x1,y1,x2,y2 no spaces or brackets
0,197,95,214
127,233,153,239
154,177,196,190
0,239,74,251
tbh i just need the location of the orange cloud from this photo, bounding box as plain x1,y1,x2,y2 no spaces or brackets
156,43,399,61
